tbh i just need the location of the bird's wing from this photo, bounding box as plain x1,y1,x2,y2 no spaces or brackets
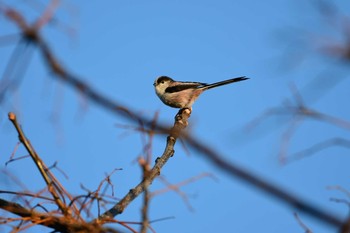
165,82,207,93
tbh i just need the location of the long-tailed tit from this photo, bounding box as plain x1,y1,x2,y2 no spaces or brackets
153,76,249,108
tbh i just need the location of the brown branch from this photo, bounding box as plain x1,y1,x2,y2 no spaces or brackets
0,198,38,218
6,112,81,220
0,190,54,202
139,157,151,233
33,0,60,30
340,218,350,233
138,113,159,233
98,108,191,221
8,112,68,216
308,109,350,131
0,197,114,233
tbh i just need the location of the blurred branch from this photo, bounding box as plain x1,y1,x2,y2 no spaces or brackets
0,39,33,104
294,212,313,233
246,84,350,164
183,130,344,228
286,137,350,163
330,197,350,207
152,172,217,211
139,157,151,233
327,185,350,198
0,190,54,202
327,185,350,212
33,0,60,30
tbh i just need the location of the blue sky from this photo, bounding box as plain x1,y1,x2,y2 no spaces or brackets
1,0,350,232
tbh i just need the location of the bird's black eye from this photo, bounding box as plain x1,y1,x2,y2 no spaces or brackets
157,76,173,85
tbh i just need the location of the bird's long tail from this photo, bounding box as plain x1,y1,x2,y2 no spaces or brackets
203,76,249,90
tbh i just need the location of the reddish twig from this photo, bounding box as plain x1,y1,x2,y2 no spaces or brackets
98,108,191,221
153,172,217,211
8,112,69,216
139,157,151,233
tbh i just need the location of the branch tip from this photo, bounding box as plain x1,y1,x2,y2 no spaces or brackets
8,112,16,121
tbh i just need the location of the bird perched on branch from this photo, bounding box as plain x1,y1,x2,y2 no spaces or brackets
153,76,249,109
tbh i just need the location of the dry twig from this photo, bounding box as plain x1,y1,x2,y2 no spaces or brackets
98,108,191,221
8,112,69,216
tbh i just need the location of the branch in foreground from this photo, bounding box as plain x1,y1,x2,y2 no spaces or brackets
0,198,105,233
8,112,69,216
139,157,150,233
184,134,344,228
98,108,191,221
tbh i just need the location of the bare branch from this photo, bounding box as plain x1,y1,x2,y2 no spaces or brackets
182,133,343,228
98,108,191,221
327,185,350,198
139,157,151,233
0,190,54,202
294,212,313,233
8,112,68,216
286,137,350,163
33,0,60,30
0,197,110,233
152,172,217,211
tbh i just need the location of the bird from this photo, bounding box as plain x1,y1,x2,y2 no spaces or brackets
153,76,249,109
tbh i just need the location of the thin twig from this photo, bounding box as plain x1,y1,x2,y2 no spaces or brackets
286,137,350,163
327,185,350,198
8,112,68,216
152,173,216,211
139,157,151,233
294,212,313,233
0,190,54,202
98,108,191,221
0,198,109,232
